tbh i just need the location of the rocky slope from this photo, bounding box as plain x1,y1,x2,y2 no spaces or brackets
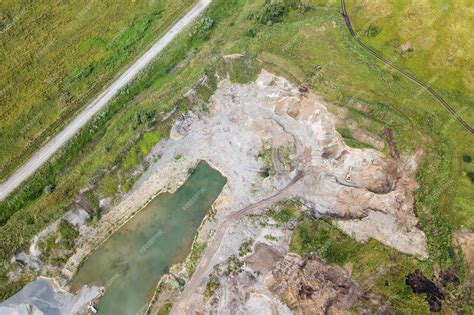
145,70,428,313
4,69,428,314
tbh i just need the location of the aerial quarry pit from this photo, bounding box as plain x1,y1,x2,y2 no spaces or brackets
1,70,428,314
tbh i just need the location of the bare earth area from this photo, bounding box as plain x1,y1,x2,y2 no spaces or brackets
138,70,425,314
3,70,428,314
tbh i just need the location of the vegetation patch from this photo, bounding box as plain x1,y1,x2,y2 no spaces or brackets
336,127,373,149
225,255,244,275
248,1,288,25
238,239,254,257
264,234,279,241
290,219,471,313
185,241,206,277
290,219,358,265
204,273,220,299
157,302,173,315
266,199,303,224
39,220,79,265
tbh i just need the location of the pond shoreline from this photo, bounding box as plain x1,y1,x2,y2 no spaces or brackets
71,161,226,314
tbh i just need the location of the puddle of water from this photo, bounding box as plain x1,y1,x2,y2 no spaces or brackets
71,161,226,315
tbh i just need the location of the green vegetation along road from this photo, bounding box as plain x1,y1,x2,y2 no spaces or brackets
0,0,195,180
0,0,212,202
0,1,472,312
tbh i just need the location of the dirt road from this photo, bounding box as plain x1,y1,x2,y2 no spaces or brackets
0,0,212,202
170,171,305,315
341,0,473,134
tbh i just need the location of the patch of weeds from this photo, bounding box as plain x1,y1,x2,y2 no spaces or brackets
257,147,274,178
39,220,79,265
289,219,358,265
225,255,244,275
228,55,260,84
344,138,373,149
138,132,160,156
185,242,206,276
337,127,352,138
131,109,155,130
245,28,257,38
336,127,373,149
122,149,139,170
239,239,254,257
204,273,220,299
189,17,214,41
248,1,288,25
264,234,279,241
174,154,182,161
157,302,172,315
267,200,302,224
365,24,381,37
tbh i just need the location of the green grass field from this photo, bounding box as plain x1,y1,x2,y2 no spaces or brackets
0,0,195,180
346,0,473,127
0,0,472,310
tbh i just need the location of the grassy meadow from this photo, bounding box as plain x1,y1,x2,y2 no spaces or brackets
0,0,472,311
0,0,195,180
346,0,473,127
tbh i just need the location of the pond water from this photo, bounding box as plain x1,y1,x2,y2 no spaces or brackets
71,161,226,315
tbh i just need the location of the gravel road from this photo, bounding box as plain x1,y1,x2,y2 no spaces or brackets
0,0,212,201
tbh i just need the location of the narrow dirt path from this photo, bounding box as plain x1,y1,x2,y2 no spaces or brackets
170,171,305,315
0,0,213,202
341,0,473,134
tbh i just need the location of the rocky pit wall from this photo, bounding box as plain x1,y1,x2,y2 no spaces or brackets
6,70,427,314
157,70,426,313
167,69,426,259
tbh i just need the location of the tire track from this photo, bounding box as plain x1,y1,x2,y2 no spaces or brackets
341,0,473,133
170,171,305,315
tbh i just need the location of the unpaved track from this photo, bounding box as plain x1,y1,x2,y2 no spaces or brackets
341,0,473,134
0,0,212,202
170,171,305,315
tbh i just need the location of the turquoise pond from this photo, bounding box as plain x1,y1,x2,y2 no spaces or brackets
71,161,226,314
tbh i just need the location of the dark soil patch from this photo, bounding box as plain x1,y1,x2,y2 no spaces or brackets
406,269,445,312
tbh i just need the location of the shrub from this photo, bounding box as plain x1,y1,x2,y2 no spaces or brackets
239,239,254,257
44,184,56,194
468,172,474,183
189,17,214,40
245,28,257,38
365,24,381,37
250,1,287,25
204,274,220,298
225,255,244,275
